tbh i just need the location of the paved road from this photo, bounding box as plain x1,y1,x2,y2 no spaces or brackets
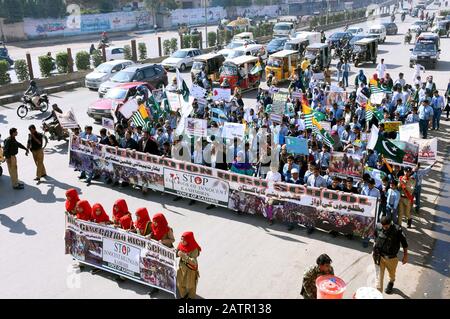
5,26,218,83
0,3,449,299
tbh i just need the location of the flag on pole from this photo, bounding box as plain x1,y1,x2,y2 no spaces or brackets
368,124,405,163
176,68,190,102
312,118,334,148
147,94,163,117
131,104,150,129
301,96,313,129
250,61,263,75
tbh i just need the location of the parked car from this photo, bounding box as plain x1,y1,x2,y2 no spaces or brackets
103,46,127,61
347,27,364,35
381,22,398,35
266,37,289,54
327,31,353,48
98,64,168,97
88,82,153,121
85,60,134,90
161,48,202,72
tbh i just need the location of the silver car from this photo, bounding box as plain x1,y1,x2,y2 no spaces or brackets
85,60,134,90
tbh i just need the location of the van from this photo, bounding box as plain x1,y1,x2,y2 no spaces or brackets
294,31,321,45
273,22,295,37
368,25,387,43
225,44,267,61
233,32,254,41
417,32,440,50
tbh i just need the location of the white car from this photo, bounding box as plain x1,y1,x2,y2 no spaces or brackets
85,60,134,89
104,47,126,61
161,48,202,72
224,44,267,61
225,39,257,49
347,27,364,35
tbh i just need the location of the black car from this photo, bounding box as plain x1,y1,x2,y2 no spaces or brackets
349,35,368,48
327,32,353,48
381,22,398,35
267,37,289,54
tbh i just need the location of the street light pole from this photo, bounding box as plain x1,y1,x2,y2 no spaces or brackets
205,0,208,48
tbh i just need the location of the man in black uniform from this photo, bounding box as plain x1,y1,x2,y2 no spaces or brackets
3,128,29,189
373,216,408,294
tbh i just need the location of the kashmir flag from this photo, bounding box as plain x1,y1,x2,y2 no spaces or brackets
131,104,150,129
250,61,263,75
176,68,190,102
312,118,334,148
301,96,313,129
370,81,393,94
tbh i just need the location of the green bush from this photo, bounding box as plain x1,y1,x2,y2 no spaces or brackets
191,34,200,48
55,52,69,73
170,38,178,53
75,51,91,70
91,50,104,67
138,43,147,61
38,55,54,78
14,59,30,82
182,34,191,49
123,45,133,60
163,39,171,56
208,31,217,47
225,30,233,44
0,60,11,85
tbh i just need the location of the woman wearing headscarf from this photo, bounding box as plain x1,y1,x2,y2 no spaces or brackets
147,213,176,296
151,213,175,247
65,188,80,215
354,70,367,87
134,208,151,236
118,214,134,231
91,203,111,224
176,231,201,299
112,199,130,226
75,200,92,221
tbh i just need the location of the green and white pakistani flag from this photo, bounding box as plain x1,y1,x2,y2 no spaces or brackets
146,94,163,117
176,68,190,102
367,124,405,163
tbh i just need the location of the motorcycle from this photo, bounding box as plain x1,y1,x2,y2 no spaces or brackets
17,94,49,119
41,121,67,144
332,47,343,60
404,33,412,44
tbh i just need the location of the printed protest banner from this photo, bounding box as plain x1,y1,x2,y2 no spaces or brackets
69,135,378,238
212,88,231,102
56,108,79,129
399,123,420,141
185,118,207,137
291,91,302,101
222,122,245,140
270,113,283,124
327,91,347,106
102,117,115,130
311,72,324,82
370,92,385,105
190,84,208,100
271,92,288,114
384,121,402,132
119,99,139,119
409,137,437,164
65,213,177,296
163,168,229,206
166,92,181,112
329,152,364,179
364,167,388,188
387,140,419,167
285,136,309,155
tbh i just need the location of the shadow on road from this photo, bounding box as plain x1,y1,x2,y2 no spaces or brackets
0,214,37,236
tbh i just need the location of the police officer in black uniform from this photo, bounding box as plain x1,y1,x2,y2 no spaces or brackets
373,216,408,294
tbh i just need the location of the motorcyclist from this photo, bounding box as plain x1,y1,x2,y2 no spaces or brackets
401,12,406,22
24,80,41,108
391,13,395,23
405,29,412,44
344,24,349,31
43,104,64,139
47,52,56,71
321,30,326,43
101,31,109,44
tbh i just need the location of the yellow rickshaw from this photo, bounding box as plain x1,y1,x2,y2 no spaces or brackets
265,50,299,83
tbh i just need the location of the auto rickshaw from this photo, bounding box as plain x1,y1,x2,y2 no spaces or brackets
284,37,309,59
219,55,260,92
226,17,251,33
304,43,331,71
191,53,226,84
265,50,299,83
352,38,378,67
433,20,450,37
